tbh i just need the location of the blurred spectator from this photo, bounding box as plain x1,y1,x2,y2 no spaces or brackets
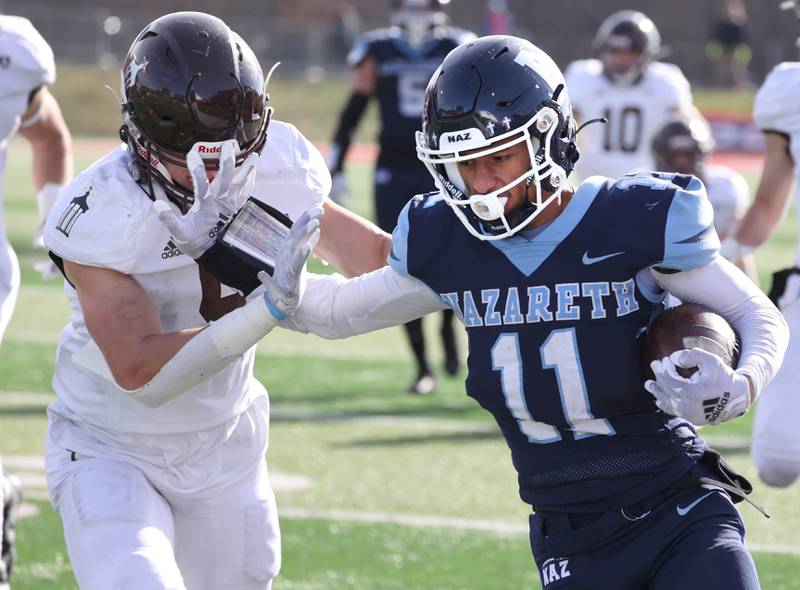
706,0,752,89
483,0,514,35
327,2,362,64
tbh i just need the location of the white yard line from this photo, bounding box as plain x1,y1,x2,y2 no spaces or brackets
278,507,800,556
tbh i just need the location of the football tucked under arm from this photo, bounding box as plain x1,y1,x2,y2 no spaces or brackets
641,304,740,381
646,257,789,425
642,304,745,425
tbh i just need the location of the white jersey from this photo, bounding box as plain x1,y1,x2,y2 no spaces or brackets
43,121,328,435
0,15,55,236
565,59,692,180
753,62,800,265
704,164,750,242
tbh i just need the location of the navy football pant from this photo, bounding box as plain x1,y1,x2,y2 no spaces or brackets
529,487,759,589
374,166,457,378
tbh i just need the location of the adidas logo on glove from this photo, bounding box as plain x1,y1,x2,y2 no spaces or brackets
703,392,731,424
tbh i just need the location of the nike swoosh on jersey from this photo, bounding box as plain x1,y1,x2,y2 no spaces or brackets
581,251,625,265
676,491,716,517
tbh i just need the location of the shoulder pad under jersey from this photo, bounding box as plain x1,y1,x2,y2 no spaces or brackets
44,148,152,273
0,16,55,98
388,191,446,277
754,62,800,135
645,62,692,107
440,26,476,45
564,59,603,104
346,27,396,67
252,120,328,222
612,172,718,271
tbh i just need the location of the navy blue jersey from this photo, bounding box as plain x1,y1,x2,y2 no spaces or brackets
389,173,719,513
348,26,472,166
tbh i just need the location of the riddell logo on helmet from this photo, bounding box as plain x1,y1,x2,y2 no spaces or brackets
135,144,161,168
196,143,223,156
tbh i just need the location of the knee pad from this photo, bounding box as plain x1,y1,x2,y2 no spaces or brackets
243,501,281,583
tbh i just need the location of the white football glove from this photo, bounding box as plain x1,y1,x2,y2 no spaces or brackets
328,171,351,205
644,348,751,426
259,206,323,320
153,140,258,259
32,182,63,279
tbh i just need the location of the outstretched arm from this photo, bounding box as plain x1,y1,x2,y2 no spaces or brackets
288,266,448,339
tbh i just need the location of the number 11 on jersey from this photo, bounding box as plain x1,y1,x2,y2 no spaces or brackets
492,329,615,444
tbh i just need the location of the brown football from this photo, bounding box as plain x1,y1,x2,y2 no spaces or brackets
641,303,740,380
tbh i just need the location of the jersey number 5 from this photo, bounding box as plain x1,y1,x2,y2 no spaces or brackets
492,329,615,443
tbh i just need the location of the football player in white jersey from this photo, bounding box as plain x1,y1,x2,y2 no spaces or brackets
723,1,800,488
565,10,695,180
42,12,389,590
0,14,71,590
652,113,757,281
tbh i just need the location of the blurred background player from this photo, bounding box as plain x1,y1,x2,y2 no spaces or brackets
327,0,474,393
565,10,695,181
652,113,757,281
706,0,752,90
723,0,800,488
0,13,72,590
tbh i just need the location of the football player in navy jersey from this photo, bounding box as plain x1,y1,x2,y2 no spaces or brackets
290,36,788,588
328,0,474,393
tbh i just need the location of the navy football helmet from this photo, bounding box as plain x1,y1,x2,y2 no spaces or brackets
652,114,714,177
391,0,448,48
416,35,578,240
119,12,270,209
593,10,661,86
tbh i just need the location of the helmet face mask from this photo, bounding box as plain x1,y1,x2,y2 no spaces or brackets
594,10,661,86
416,36,578,241
119,12,270,209
391,0,447,48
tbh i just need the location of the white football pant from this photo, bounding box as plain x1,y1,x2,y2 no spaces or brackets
45,398,280,590
751,284,800,487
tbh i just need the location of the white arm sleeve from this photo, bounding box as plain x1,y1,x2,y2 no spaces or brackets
286,266,449,339
652,257,789,399
73,295,278,408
